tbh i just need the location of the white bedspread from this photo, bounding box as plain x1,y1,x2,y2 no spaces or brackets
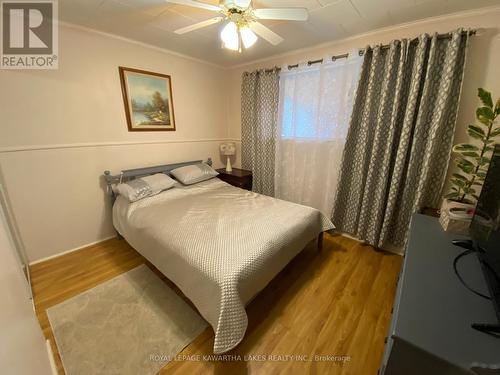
113,178,334,353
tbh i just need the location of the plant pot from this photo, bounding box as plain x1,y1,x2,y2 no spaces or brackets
439,199,475,235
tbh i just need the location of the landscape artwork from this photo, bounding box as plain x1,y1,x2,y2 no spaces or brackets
119,67,176,131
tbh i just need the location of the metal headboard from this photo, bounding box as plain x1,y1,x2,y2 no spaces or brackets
103,157,213,202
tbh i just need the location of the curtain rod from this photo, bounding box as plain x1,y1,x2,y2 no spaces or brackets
264,29,475,72
362,29,477,54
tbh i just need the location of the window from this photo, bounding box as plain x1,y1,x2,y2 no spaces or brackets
278,59,362,140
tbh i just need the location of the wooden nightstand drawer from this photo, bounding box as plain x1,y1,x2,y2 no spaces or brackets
216,168,252,191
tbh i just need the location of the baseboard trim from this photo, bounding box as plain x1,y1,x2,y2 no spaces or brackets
29,222,403,266
338,232,404,255
46,339,58,375
29,236,115,266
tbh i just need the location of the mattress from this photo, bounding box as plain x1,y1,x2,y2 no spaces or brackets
113,178,334,353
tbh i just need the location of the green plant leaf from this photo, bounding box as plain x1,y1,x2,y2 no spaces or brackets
462,152,480,157
453,144,480,157
452,173,468,181
451,178,466,188
477,171,487,179
476,156,491,166
462,198,474,204
453,143,479,152
472,181,483,186
490,127,500,138
457,165,472,174
445,192,460,199
478,117,491,126
495,98,500,116
478,88,493,108
456,158,472,167
468,125,485,140
456,156,475,167
464,187,476,194
456,156,474,166
457,162,475,174
476,107,495,121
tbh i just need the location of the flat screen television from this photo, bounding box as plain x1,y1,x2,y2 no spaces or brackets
470,144,500,329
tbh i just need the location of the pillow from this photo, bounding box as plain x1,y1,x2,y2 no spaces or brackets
140,173,177,194
113,173,176,202
170,163,218,185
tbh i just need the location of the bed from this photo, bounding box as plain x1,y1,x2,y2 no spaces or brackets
104,159,334,353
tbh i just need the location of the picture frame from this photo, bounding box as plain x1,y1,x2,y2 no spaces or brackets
118,67,176,132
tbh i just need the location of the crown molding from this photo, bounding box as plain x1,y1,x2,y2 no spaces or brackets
228,4,500,70
59,21,228,70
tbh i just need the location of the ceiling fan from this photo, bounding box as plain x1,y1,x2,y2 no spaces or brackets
166,0,308,52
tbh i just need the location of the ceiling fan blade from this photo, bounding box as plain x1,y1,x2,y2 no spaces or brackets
249,22,284,46
165,0,222,12
174,17,223,34
253,8,308,21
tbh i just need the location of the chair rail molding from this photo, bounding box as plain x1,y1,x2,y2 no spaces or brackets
0,138,242,153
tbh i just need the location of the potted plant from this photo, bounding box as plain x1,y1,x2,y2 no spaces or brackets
440,88,500,233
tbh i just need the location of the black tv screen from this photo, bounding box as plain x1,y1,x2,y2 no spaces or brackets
471,144,500,252
470,144,500,319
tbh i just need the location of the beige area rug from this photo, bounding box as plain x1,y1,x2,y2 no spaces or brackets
47,265,208,375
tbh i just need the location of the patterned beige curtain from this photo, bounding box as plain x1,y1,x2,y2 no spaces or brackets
241,69,280,196
332,29,469,249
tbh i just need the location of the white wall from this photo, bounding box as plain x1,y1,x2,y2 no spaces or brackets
0,24,234,262
227,6,500,192
0,204,53,374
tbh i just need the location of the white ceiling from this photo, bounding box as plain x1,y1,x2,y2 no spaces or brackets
59,0,498,67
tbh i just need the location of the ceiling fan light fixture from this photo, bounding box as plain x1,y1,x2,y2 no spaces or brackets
168,0,299,51
240,27,257,49
220,21,240,51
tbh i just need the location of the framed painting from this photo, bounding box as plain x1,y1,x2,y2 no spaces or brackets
119,67,176,132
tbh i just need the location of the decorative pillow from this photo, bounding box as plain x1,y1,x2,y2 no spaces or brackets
170,163,218,185
114,173,176,202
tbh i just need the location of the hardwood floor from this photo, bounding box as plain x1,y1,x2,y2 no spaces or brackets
30,233,402,375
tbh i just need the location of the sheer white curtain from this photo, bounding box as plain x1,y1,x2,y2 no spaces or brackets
275,52,363,215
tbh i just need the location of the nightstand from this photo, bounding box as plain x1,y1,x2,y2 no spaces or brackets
216,168,253,191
